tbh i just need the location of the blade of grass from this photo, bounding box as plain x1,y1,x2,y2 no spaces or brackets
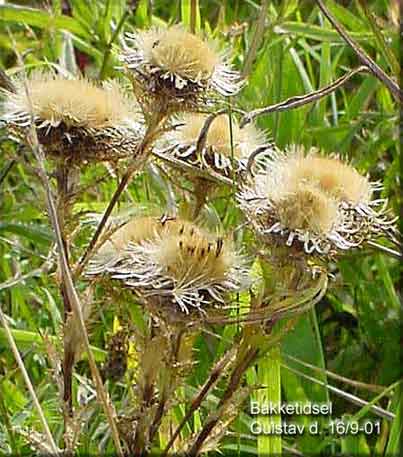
0,305,59,454
181,0,200,33
98,10,129,80
257,346,282,456
274,21,375,43
284,354,385,394
283,364,396,421
355,0,400,76
385,386,401,456
0,328,106,362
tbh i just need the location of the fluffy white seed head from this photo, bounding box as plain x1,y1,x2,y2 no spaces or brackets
141,26,220,82
2,72,138,129
1,71,143,162
278,145,372,205
87,216,249,314
120,25,243,110
158,113,272,180
238,145,397,258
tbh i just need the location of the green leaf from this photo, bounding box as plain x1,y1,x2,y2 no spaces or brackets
340,416,371,455
275,22,376,43
0,223,54,245
0,328,106,362
282,313,329,404
135,0,151,28
0,4,89,38
385,387,401,456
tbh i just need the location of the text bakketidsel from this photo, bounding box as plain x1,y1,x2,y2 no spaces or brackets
250,401,332,416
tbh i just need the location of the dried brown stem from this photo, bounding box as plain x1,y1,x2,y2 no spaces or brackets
188,347,258,456
55,162,77,422
241,0,268,78
161,347,236,457
316,0,402,104
241,65,369,126
75,113,166,278
190,0,197,34
0,68,16,92
153,150,233,187
195,110,227,155
11,48,125,454
27,140,124,457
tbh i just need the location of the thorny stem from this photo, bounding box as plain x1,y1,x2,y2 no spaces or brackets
187,269,328,455
75,112,167,278
26,137,125,457
315,0,403,104
139,328,193,455
55,162,76,425
148,330,186,445
11,43,125,453
30,142,125,457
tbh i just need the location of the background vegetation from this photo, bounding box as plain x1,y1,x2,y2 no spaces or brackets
0,0,401,456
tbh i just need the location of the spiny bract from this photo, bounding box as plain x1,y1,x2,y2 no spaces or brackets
1,71,143,162
238,145,397,257
159,113,272,177
87,215,249,314
119,25,243,111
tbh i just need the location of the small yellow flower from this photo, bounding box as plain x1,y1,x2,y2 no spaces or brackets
238,145,397,257
119,25,243,110
1,71,143,162
159,113,272,177
87,215,248,314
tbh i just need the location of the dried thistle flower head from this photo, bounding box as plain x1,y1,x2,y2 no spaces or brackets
1,71,143,163
87,215,248,314
238,145,397,257
119,25,243,111
159,113,271,178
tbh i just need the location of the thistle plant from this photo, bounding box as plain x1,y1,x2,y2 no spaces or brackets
238,145,398,262
87,215,249,315
119,25,243,115
0,70,142,429
0,2,400,457
156,112,273,216
1,71,143,163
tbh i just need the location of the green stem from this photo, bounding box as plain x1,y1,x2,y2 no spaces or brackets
309,307,329,404
257,345,282,456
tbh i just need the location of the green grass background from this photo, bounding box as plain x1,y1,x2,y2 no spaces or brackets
0,0,401,455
